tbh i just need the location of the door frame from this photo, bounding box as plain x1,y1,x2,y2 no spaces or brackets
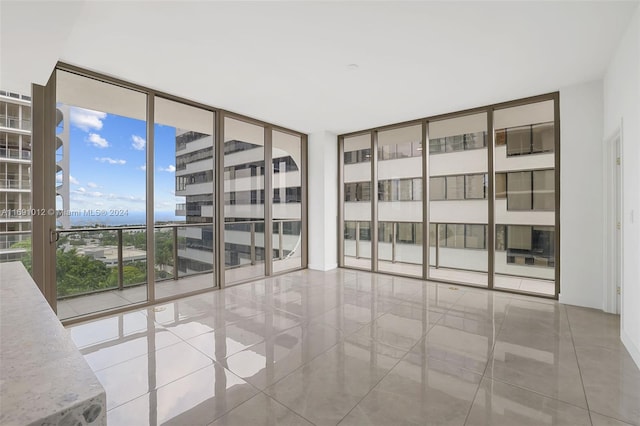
603,123,624,314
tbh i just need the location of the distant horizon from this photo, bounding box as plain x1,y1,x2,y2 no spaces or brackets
67,210,181,227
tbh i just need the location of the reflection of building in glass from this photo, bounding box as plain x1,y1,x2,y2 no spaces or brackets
55,104,71,229
343,101,556,285
0,91,32,262
174,129,214,275
223,139,302,270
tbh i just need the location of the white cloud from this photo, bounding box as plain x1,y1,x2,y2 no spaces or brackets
106,193,144,203
159,165,176,173
69,175,80,185
70,108,107,132
138,165,146,171
87,182,98,188
95,157,126,165
56,174,62,183
71,189,104,198
88,133,109,148
131,134,145,151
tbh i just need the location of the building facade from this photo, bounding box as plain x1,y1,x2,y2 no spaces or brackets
341,97,557,296
0,91,32,262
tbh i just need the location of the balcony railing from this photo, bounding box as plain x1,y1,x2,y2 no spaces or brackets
0,179,31,190
0,115,31,131
55,222,213,299
52,219,302,300
0,231,31,250
224,219,301,269
0,148,31,160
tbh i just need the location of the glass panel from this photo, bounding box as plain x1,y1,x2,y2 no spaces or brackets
272,130,302,273
494,100,555,295
343,133,371,270
55,70,148,320
495,173,507,199
154,97,214,298
430,177,446,201
465,174,486,200
506,126,531,156
377,124,422,276
533,169,555,210
532,123,555,153
224,117,265,284
507,171,532,210
446,175,464,200
465,224,486,249
428,112,488,286
429,137,446,154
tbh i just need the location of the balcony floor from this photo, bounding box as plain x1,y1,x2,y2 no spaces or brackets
57,273,215,320
343,257,555,296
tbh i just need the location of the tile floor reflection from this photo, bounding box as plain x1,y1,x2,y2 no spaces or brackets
66,268,640,426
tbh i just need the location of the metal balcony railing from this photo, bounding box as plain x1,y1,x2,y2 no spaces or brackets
53,219,302,300
0,115,31,131
0,148,31,160
55,223,213,299
0,231,31,249
224,219,301,269
0,179,31,190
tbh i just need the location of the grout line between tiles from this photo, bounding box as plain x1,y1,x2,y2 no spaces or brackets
335,282,471,425
564,304,595,426
462,295,511,425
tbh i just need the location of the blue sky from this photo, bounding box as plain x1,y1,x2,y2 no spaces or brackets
59,106,183,225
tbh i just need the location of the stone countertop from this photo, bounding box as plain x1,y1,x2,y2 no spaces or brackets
0,262,106,426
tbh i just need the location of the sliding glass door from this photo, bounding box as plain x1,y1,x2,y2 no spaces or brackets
55,70,149,319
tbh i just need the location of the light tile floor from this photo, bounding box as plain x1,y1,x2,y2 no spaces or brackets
66,268,640,426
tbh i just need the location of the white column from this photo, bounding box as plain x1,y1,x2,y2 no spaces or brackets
308,131,338,271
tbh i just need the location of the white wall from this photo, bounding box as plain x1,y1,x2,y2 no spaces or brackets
308,131,338,271
603,5,640,368
559,80,604,309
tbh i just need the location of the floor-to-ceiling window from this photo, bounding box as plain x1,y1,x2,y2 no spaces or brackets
154,97,215,299
428,112,489,287
271,129,304,274
341,132,372,270
339,93,559,298
377,123,423,277
33,65,307,321
223,116,266,284
55,70,149,319
493,100,556,294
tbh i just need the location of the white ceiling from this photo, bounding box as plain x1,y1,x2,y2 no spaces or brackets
1,1,638,134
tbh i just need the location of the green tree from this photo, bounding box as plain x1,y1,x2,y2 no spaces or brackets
123,262,146,285
56,249,112,296
10,239,32,273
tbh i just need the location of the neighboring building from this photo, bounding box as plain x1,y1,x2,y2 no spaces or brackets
343,101,556,292
223,138,303,274
55,104,71,229
0,90,32,262
174,129,215,275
